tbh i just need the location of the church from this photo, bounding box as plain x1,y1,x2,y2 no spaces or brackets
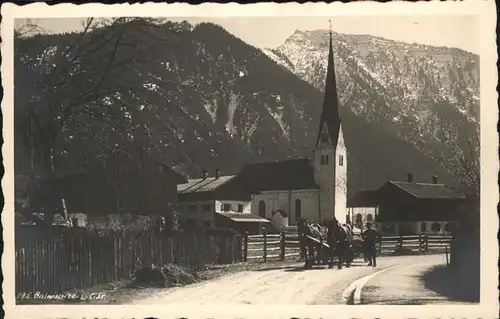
176,30,348,231
238,30,347,226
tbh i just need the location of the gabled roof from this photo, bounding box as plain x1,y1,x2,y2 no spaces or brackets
316,31,342,147
216,211,270,223
235,158,319,193
177,175,237,194
388,181,465,199
348,190,380,207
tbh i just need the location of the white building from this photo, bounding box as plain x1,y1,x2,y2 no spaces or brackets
233,31,348,226
177,169,269,234
178,31,348,229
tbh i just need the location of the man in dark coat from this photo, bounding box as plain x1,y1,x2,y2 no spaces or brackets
361,222,379,267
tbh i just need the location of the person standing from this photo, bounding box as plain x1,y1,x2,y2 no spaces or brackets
362,222,379,267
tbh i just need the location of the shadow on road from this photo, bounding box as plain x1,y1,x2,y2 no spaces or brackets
421,265,479,303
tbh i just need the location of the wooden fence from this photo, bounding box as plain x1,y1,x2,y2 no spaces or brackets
377,234,453,255
15,227,242,294
241,231,453,262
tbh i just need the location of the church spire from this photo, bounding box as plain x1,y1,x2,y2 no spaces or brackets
316,20,342,147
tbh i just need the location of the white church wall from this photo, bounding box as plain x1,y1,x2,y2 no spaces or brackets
334,128,348,224
251,190,318,224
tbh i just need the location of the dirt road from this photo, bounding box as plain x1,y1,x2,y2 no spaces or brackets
131,255,448,305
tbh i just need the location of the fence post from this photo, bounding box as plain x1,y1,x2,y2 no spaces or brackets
378,234,382,256
263,228,267,263
418,234,423,252
424,234,429,251
445,245,449,266
243,231,248,262
280,228,286,261
398,235,403,250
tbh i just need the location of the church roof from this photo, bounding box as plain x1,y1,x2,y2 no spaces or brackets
234,158,319,193
316,31,342,147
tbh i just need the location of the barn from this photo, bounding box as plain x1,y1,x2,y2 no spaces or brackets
371,174,466,235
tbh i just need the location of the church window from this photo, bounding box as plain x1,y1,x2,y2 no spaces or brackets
295,199,302,223
339,155,344,166
325,155,329,165
258,201,266,218
320,155,324,165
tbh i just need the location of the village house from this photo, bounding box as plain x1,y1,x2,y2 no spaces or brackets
348,173,465,235
30,147,187,231
176,169,269,234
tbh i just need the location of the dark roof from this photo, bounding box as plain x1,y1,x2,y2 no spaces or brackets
216,212,270,223
316,31,342,147
234,158,319,193
177,175,237,193
348,190,380,207
388,181,465,199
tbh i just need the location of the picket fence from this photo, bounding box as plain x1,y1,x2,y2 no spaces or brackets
241,231,453,262
15,227,242,294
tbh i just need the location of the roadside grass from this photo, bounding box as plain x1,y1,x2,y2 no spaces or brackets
16,260,301,305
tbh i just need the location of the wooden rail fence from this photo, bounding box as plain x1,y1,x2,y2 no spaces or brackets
377,234,453,255
241,231,453,262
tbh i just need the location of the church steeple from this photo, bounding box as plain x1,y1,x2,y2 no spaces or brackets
316,23,342,147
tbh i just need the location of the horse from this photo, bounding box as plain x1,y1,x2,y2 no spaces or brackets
297,217,325,268
326,219,355,269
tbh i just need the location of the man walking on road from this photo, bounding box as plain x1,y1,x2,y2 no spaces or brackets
362,222,379,267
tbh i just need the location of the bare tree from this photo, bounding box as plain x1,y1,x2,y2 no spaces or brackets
15,17,178,222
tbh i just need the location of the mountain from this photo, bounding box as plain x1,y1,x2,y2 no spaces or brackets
15,21,460,199
263,30,480,166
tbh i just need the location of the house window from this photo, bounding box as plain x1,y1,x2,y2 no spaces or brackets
188,205,198,213
431,222,441,233
346,214,351,224
221,203,232,212
444,222,454,233
324,155,329,165
320,155,324,165
295,199,302,222
366,214,373,222
258,201,266,218
421,222,427,233
339,155,344,166
237,204,244,213
355,213,363,228
201,204,212,212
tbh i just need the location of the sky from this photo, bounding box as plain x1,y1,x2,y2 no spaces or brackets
14,15,480,54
